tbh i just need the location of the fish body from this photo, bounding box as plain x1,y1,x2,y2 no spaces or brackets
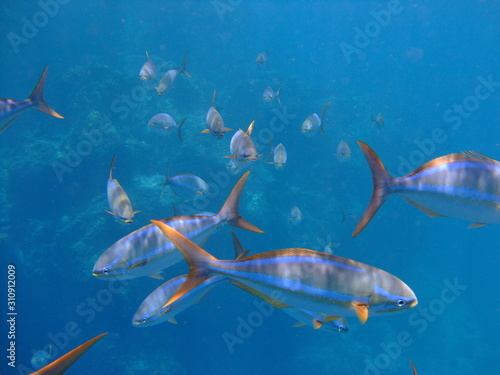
227,121,260,162
139,51,156,80
301,101,330,134
155,53,191,95
93,172,263,280
353,141,500,236
255,51,268,65
148,113,186,142
161,169,210,199
262,86,281,106
269,143,287,168
105,155,138,224
335,140,352,162
0,66,63,134
152,222,418,324
202,91,232,136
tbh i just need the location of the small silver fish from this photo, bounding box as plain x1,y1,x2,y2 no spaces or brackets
289,205,302,223
155,53,191,95
262,86,281,106
148,113,186,142
105,154,139,224
161,167,210,200
139,51,156,80
268,143,287,168
370,108,384,126
227,121,261,162
335,140,352,162
255,51,268,65
301,101,330,134
0,66,63,134
201,91,232,137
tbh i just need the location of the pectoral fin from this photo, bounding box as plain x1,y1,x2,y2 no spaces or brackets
148,272,163,280
468,222,487,228
292,322,305,327
313,319,323,329
352,302,369,324
129,259,147,270
402,197,444,217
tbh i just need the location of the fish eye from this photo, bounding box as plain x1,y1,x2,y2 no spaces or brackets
103,268,109,275
141,317,147,323
397,299,406,307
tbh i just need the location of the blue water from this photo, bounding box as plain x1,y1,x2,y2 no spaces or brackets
1,1,499,374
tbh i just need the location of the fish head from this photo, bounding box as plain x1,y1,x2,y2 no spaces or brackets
131,308,165,327
368,275,418,315
92,252,134,279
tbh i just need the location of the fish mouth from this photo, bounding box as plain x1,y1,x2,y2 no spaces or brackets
409,299,418,308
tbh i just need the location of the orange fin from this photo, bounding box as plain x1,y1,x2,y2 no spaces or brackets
31,333,106,375
402,197,444,217
468,222,487,228
246,120,255,136
148,272,164,280
200,129,211,134
410,360,418,375
323,315,342,322
129,259,147,270
168,318,178,324
30,65,64,119
292,322,305,327
231,280,290,309
313,319,323,329
352,302,369,324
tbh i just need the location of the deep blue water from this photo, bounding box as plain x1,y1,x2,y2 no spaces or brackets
1,1,499,374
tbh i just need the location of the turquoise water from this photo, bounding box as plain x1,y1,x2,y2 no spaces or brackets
1,1,499,374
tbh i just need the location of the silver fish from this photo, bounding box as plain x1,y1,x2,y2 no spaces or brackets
105,154,139,224
227,121,260,162
148,113,186,142
289,205,302,223
201,91,232,137
262,86,281,106
301,101,330,134
0,66,63,134
139,51,156,80
335,140,352,162
268,143,287,168
255,51,268,65
353,141,500,236
155,52,191,95
161,167,210,200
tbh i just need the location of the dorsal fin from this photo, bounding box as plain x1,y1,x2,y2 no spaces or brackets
211,90,217,107
459,150,497,162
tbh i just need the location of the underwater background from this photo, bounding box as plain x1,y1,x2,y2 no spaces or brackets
1,1,499,374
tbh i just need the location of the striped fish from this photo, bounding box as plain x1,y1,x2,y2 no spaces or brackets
201,91,232,137
0,66,63,134
30,333,106,375
161,167,210,200
93,171,263,280
352,141,500,237
151,221,418,324
105,154,139,224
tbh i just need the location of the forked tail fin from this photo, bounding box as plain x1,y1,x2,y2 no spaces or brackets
352,141,393,237
29,66,64,119
31,333,107,375
218,171,263,233
179,52,191,77
176,117,187,143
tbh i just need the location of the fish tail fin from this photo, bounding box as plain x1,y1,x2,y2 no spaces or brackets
218,171,263,233
320,101,331,134
352,141,393,237
151,220,218,307
211,90,217,107
108,154,117,180
29,66,64,119
180,52,191,77
176,117,187,143
34,333,107,375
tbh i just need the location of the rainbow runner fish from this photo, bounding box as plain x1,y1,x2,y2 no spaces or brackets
353,141,500,237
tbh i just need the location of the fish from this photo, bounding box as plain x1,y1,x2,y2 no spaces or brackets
93,171,263,280
161,166,210,200
268,143,287,168
262,86,281,106
352,141,500,237
370,108,384,126
301,101,330,134
255,51,268,65
139,50,156,80
31,345,55,369
201,91,232,137
104,154,139,224
30,333,106,375
410,360,418,375
0,65,63,134
226,121,261,162
151,221,418,324
289,205,303,223
335,140,352,162
148,113,186,142
132,231,247,327
155,52,191,95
